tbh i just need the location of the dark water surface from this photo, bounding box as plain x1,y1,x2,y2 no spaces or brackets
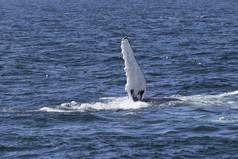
1,0,238,158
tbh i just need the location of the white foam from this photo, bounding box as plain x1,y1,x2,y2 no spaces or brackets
175,90,238,107
39,97,149,113
222,90,238,96
0,107,20,113
37,90,238,113
212,116,238,123
196,15,205,18
39,107,69,113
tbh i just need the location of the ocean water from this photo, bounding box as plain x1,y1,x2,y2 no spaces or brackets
1,0,238,158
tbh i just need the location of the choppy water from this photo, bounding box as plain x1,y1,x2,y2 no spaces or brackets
1,0,238,158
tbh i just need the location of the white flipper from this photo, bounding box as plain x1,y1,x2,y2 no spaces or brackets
121,37,146,101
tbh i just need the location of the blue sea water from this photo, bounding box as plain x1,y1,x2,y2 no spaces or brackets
1,0,238,158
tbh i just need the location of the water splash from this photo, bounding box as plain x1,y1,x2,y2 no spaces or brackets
2,91,237,113
39,97,149,113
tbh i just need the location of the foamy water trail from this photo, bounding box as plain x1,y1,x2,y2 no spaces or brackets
1,91,237,113
39,90,238,113
172,90,238,123
173,90,238,107
39,97,149,113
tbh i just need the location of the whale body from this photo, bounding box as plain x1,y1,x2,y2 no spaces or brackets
121,37,179,104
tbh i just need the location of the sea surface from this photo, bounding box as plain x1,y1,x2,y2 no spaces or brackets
1,0,238,158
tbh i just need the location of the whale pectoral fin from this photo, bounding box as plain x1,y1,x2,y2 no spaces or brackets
121,37,147,101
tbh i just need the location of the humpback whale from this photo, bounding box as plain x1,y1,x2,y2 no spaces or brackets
121,37,179,104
